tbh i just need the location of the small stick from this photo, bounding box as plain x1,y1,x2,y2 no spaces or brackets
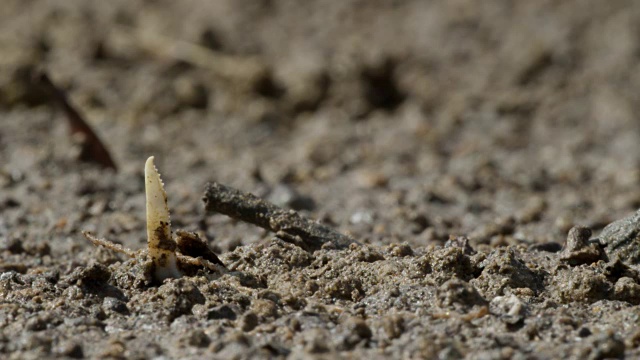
203,182,357,251
82,231,137,258
35,71,118,171
177,254,226,273
112,25,267,84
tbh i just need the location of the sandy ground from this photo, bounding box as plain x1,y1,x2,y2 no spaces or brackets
3,1,640,359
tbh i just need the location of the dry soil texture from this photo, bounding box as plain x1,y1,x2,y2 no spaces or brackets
3,1,640,359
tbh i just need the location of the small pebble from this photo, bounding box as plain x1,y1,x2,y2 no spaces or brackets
559,226,603,266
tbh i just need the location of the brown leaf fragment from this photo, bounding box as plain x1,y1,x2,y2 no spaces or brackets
175,230,225,268
34,71,117,171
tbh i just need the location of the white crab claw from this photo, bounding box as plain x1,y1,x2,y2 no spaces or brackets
145,156,182,280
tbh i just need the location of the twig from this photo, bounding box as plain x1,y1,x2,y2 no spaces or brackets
82,231,137,258
177,254,227,273
35,71,118,171
112,25,267,84
203,182,357,251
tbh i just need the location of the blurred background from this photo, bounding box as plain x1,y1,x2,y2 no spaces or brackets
3,0,640,255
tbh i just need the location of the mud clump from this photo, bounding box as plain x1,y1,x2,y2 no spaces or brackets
560,226,605,266
325,276,365,301
436,278,487,310
550,265,612,304
427,245,477,283
613,277,640,304
471,247,543,298
599,209,640,266
158,279,206,322
339,317,373,350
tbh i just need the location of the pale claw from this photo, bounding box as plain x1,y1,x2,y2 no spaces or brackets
145,156,183,280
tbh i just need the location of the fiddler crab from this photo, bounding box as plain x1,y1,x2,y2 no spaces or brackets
83,156,225,283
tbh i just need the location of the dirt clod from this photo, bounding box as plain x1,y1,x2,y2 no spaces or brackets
560,226,604,266
599,209,640,266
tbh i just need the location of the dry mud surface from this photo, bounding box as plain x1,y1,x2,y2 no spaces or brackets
3,1,640,359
